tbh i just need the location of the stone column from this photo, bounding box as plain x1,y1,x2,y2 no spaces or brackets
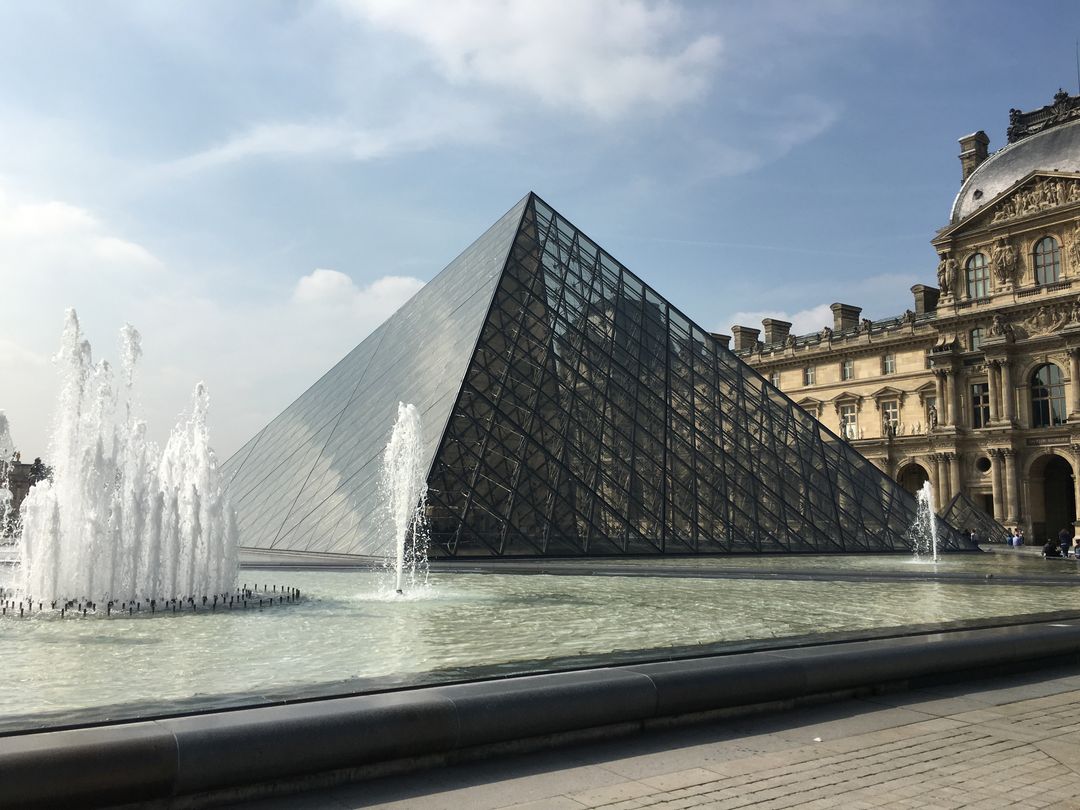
1070,349,1080,419
935,371,947,426
1003,448,1019,525
990,449,1005,522
1001,360,1016,423
948,452,962,501
986,360,1000,423
930,453,945,508
1073,445,1080,529
948,370,961,429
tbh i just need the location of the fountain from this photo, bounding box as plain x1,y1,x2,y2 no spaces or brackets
910,480,940,563
380,402,428,594
0,412,14,539
12,309,242,609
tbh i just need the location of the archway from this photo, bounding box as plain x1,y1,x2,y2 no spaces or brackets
1029,454,1076,543
896,463,930,496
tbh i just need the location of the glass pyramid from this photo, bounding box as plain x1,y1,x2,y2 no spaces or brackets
941,492,1010,545
223,193,975,558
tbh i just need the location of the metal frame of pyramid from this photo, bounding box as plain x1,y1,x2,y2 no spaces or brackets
223,193,977,558
940,491,1010,545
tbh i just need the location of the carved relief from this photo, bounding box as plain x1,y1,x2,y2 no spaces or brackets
1070,223,1080,268
987,313,1015,341
1021,301,1073,335
989,176,1080,224
990,236,1018,286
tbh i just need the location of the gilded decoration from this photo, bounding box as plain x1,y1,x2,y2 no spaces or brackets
989,176,1080,224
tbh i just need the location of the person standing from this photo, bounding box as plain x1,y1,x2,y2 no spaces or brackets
1060,527,1073,557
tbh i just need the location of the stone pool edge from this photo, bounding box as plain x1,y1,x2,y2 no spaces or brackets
4,618,1080,809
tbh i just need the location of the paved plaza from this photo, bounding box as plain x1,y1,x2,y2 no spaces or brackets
233,662,1080,810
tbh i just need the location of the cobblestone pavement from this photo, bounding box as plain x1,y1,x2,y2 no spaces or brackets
233,664,1080,809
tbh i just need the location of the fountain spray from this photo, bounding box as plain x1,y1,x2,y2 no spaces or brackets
911,480,940,562
381,402,428,594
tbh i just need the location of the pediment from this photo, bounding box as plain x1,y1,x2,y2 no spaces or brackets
970,172,1080,230
869,385,905,402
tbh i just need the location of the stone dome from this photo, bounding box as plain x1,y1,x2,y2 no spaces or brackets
950,117,1080,224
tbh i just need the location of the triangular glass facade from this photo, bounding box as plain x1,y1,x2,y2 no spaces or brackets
224,193,975,558
941,492,1010,545
221,195,530,556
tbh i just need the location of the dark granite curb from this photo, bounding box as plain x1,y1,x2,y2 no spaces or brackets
4,619,1080,808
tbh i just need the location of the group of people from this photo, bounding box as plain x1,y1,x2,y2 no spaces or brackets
1041,527,1080,558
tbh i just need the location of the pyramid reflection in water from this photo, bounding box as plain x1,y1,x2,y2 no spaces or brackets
223,193,975,557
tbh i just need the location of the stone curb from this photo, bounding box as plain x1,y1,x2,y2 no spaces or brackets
3,620,1080,808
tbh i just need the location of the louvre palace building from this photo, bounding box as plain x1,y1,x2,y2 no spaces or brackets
737,90,1080,543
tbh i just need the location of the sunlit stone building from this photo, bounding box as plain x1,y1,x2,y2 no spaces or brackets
738,90,1080,543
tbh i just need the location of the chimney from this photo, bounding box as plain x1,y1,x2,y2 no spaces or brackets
761,318,792,345
958,130,989,182
830,303,862,333
731,325,760,352
911,284,940,315
711,333,731,349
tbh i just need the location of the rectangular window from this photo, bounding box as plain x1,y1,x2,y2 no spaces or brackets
882,353,896,375
839,404,858,440
841,359,854,380
971,382,990,428
769,371,781,388
803,366,815,386
881,399,899,436
970,327,983,351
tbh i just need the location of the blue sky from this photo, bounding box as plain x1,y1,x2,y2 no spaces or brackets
2,0,1079,459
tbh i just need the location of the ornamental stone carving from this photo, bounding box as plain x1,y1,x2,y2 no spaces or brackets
936,253,959,296
1022,302,1071,335
1070,223,1080,268
989,176,1080,224
990,236,1018,286
819,325,833,341
987,313,1015,341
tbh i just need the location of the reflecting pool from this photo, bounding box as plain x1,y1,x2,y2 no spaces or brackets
3,553,1080,733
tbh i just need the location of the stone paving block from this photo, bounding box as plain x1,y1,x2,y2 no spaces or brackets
568,779,659,807
506,798,587,810
639,767,720,792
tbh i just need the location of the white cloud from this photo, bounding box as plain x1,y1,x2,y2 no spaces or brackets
337,0,722,119
0,184,428,460
293,268,424,311
718,303,833,338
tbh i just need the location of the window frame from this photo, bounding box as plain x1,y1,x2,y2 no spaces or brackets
1031,363,1067,428
841,358,854,381
969,327,983,352
880,399,900,436
838,403,858,440
971,381,990,429
803,366,816,386
1034,236,1061,285
882,353,896,375
965,252,990,299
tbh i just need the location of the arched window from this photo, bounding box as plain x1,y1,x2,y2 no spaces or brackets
965,253,989,298
1034,237,1061,285
1031,363,1066,428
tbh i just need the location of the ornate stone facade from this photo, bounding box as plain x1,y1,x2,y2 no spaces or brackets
738,93,1080,542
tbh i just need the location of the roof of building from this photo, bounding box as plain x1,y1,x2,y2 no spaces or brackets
950,111,1080,224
